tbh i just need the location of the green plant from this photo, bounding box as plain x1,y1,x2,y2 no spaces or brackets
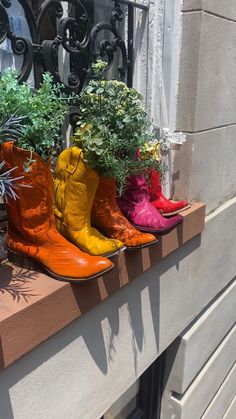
0,69,71,161
72,61,164,194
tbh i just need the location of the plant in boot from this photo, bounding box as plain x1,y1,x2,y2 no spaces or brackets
71,61,165,195
0,71,114,281
69,61,165,245
0,69,71,162
116,138,184,234
0,115,30,200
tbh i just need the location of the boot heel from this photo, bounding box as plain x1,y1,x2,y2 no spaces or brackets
7,248,38,271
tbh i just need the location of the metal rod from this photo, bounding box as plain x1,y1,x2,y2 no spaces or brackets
127,3,134,87
111,0,149,11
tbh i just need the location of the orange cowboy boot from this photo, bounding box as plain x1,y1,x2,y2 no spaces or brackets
1,142,113,283
54,146,125,257
91,177,158,249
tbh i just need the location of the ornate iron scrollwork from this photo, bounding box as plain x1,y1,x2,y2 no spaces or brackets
0,0,129,92
0,0,38,82
90,3,127,79
0,5,9,43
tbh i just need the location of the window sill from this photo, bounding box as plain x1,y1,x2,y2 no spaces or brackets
0,202,205,370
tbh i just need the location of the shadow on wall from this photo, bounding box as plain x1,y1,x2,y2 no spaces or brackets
0,233,201,419
172,139,193,201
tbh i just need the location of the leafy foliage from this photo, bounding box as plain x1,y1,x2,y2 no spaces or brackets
72,61,164,194
0,69,71,161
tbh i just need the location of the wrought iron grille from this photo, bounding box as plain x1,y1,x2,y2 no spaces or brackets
0,0,148,92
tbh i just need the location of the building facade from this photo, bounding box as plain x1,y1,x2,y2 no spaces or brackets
0,1,236,418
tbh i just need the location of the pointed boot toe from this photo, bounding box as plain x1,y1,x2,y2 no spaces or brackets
89,232,125,257
154,213,183,234
8,234,114,282
131,206,183,235
130,232,158,248
151,195,190,216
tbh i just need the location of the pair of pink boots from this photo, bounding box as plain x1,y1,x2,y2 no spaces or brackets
117,173,184,235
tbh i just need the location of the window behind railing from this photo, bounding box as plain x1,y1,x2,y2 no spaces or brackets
0,0,149,92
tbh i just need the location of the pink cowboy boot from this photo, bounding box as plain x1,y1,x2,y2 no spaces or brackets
117,175,183,234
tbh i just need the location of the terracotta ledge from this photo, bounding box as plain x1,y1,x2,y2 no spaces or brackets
0,202,205,370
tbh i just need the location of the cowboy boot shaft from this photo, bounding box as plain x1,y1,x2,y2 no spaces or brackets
92,177,118,235
117,175,151,223
149,168,189,216
54,147,124,256
92,176,157,248
1,142,55,243
54,147,98,230
149,169,162,201
123,175,151,203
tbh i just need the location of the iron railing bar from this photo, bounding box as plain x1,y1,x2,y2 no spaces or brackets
110,0,149,11
127,4,134,87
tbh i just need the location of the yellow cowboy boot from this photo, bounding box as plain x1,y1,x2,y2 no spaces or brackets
54,146,125,257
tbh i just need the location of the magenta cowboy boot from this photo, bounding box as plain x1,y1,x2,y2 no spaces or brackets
117,175,183,234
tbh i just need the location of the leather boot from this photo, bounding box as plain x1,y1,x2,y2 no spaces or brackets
149,169,190,216
1,142,113,282
91,177,158,249
117,175,183,234
54,146,124,257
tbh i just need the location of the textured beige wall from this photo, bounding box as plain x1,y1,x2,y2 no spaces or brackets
163,2,236,418
182,0,236,21
174,5,236,213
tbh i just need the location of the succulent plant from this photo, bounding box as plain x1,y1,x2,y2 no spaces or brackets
0,161,27,200
0,114,26,144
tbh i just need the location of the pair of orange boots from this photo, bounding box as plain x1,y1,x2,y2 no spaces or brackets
1,143,157,283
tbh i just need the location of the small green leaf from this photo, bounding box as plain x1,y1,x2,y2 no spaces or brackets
96,88,104,95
